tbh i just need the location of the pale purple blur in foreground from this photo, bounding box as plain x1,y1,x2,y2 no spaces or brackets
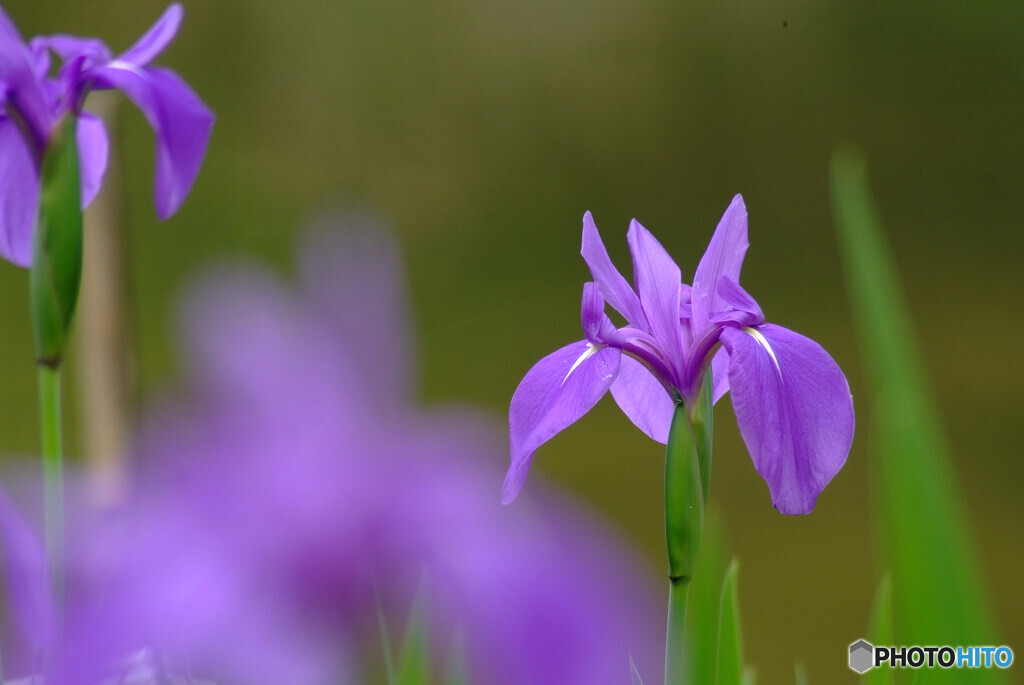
0,213,661,684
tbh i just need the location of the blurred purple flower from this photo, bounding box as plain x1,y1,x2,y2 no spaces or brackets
0,3,213,266
505,196,855,514
0,213,661,684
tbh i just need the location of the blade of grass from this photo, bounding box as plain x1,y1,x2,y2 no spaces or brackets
396,596,432,685
831,151,1003,683
715,560,743,685
866,575,894,685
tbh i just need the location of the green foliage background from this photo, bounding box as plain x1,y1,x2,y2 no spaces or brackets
1,1,1021,682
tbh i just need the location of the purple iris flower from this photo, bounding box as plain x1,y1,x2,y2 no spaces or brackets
505,195,855,514
0,3,213,266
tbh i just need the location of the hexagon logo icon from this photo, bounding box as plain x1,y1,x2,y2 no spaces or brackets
849,639,874,673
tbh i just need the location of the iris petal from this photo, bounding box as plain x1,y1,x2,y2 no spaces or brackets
91,64,213,220
117,3,184,67
721,323,853,514
0,118,39,267
581,212,648,328
505,340,621,503
77,112,109,208
626,219,684,373
610,355,674,443
691,195,748,336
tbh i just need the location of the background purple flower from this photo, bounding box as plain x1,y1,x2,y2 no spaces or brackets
0,3,213,266
0,213,662,684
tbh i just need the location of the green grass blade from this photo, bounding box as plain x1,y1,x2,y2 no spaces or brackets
396,595,432,685
794,662,808,685
715,560,743,685
376,588,397,685
830,151,1003,684
866,575,894,685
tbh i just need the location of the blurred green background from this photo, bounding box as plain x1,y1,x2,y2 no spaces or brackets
1,0,1021,681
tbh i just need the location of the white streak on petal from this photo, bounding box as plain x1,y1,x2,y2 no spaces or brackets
743,326,781,377
564,343,603,384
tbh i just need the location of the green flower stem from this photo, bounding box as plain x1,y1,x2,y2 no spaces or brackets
664,401,704,685
38,363,64,605
664,370,714,685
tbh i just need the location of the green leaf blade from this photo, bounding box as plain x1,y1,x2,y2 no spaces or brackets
830,151,1004,684
715,560,743,685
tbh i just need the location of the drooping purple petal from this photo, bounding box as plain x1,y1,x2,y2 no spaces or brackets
91,64,213,219
77,112,108,208
720,324,854,514
505,340,621,503
116,3,184,67
691,195,748,337
0,117,39,267
581,212,648,328
626,219,683,374
581,281,624,345
609,355,673,443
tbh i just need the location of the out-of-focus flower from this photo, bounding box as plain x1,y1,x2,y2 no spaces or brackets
0,213,661,684
0,3,213,266
505,196,855,514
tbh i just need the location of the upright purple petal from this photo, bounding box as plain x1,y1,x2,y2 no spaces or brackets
691,195,748,337
505,340,621,503
626,219,683,373
609,355,673,443
0,117,39,267
581,212,648,328
91,64,213,219
720,324,854,514
116,3,184,67
77,112,109,208
581,282,624,345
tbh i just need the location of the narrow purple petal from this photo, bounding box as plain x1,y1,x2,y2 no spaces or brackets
91,64,213,219
0,117,39,267
609,355,673,443
31,35,112,66
710,346,730,403
713,275,763,323
116,3,184,67
580,212,648,328
720,324,854,514
626,219,683,372
77,112,109,208
691,195,748,337
581,282,624,345
505,340,621,503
